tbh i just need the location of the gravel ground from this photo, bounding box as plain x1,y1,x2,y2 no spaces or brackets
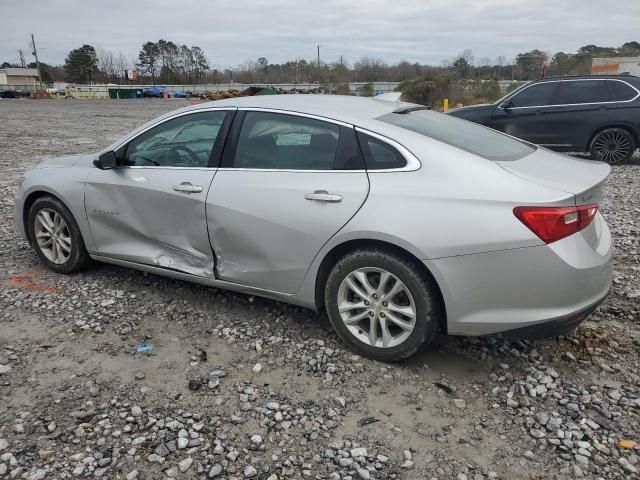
0,99,639,480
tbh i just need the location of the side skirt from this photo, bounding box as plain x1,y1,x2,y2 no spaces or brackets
90,254,316,309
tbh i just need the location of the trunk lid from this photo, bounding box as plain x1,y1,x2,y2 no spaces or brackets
497,148,610,206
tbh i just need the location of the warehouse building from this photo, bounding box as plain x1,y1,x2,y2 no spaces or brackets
591,57,640,76
0,67,39,89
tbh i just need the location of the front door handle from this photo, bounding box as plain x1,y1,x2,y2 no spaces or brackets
173,182,203,193
304,190,343,203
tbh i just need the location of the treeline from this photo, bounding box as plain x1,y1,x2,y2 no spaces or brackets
2,41,639,86
137,40,209,84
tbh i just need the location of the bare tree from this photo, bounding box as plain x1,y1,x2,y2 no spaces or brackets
96,46,115,82
460,49,475,66
114,51,128,80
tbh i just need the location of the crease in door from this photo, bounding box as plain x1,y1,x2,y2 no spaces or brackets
86,181,214,277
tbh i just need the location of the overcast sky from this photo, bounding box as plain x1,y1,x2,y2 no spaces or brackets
1,0,638,68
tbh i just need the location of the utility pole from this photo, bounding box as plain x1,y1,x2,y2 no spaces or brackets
317,45,321,68
31,34,44,91
293,59,299,83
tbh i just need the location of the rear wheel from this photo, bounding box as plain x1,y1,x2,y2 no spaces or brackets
590,128,635,164
27,196,91,274
324,249,442,362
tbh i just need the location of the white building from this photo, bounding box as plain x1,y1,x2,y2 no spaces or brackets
591,57,640,76
0,68,39,88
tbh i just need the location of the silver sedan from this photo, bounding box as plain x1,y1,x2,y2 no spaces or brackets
15,95,613,361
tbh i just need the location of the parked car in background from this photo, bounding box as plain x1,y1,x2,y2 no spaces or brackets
447,75,640,164
0,89,18,98
15,96,612,361
142,87,166,98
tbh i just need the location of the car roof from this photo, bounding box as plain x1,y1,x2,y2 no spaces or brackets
105,95,430,154
183,94,420,127
533,74,640,83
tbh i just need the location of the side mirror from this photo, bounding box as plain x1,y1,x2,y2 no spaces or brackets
500,100,514,110
93,150,118,170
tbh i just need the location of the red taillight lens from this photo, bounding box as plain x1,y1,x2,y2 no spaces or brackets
514,204,598,244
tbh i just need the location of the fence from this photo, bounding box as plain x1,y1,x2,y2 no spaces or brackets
1,81,402,99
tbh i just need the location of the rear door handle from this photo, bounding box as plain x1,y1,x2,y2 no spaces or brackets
304,190,343,203
173,182,203,193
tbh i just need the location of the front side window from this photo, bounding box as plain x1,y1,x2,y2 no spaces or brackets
607,80,638,102
233,112,343,170
554,80,608,104
123,111,227,167
378,110,535,162
508,83,557,108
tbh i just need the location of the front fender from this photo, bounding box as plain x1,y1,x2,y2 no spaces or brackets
16,166,96,252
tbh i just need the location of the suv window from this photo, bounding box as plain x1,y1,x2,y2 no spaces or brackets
234,111,342,170
357,132,407,169
124,111,226,167
607,80,638,101
554,80,609,104
378,110,535,161
508,82,557,108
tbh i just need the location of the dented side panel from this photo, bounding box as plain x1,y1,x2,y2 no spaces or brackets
206,170,369,293
85,168,216,277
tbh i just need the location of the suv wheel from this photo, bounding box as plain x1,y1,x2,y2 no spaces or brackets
27,196,91,273
324,249,442,362
590,128,636,164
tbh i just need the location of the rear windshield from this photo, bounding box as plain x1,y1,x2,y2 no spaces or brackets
377,110,535,161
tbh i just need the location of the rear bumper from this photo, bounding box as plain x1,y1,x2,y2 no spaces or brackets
425,213,612,336
496,290,608,339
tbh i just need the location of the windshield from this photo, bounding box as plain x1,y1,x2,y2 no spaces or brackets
377,110,535,161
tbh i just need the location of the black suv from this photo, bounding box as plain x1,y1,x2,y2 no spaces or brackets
447,75,640,164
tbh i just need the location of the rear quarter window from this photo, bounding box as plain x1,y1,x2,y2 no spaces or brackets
357,132,407,170
378,110,535,162
607,80,638,101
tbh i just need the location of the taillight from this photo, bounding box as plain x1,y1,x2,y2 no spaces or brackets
514,204,598,244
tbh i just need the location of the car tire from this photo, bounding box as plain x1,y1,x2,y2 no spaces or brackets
27,196,91,274
324,249,442,362
590,128,636,164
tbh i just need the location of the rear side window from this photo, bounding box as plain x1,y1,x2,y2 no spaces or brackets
233,111,341,170
357,132,407,170
509,83,557,107
607,80,638,101
378,110,535,161
554,80,609,104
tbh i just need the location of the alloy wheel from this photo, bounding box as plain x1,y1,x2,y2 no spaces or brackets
593,131,631,164
337,267,416,348
34,208,72,264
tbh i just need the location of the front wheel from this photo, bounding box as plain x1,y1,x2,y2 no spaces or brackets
27,196,91,274
590,128,636,164
324,249,442,362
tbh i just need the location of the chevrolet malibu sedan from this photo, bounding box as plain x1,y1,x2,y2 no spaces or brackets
15,95,612,361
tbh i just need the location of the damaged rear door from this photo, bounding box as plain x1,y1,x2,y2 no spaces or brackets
206,109,369,293
85,109,233,276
